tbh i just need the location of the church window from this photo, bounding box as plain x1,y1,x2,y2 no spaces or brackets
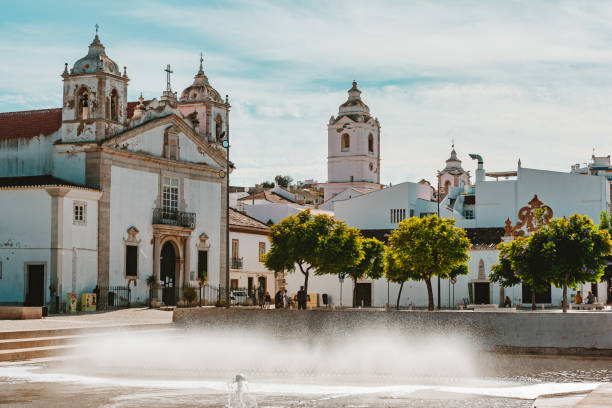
259,242,266,262
77,88,89,120
464,209,474,219
125,245,138,278
73,201,86,225
162,177,179,214
110,89,119,121
341,134,350,152
368,133,374,153
444,180,451,193
215,114,224,140
163,130,179,160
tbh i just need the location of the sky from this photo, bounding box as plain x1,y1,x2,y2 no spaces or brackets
1,0,612,187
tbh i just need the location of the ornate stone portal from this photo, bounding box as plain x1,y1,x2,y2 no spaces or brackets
504,194,553,237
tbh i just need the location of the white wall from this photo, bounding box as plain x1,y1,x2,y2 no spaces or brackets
0,133,58,178
229,230,275,294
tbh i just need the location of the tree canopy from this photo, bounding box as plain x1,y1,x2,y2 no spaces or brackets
264,210,363,296
490,236,549,309
534,214,611,312
274,175,293,188
387,215,470,310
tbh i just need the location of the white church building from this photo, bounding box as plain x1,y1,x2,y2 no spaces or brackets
0,32,230,309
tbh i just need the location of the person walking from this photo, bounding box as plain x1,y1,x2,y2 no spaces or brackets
297,286,307,310
283,289,291,309
274,290,283,309
264,291,271,309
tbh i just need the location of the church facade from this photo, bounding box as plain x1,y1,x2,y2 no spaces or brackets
0,33,229,308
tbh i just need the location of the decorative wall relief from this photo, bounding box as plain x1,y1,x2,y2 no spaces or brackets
503,194,553,237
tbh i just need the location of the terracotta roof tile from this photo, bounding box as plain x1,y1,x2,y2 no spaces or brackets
126,100,151,119
229,208,270,231
0,175,98,190
0,109,62,141
238,190,294,204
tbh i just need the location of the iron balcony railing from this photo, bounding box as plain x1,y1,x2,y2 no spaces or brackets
152,208,196,229
231,257,243,269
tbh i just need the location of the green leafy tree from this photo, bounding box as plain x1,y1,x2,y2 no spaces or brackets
341,238,385,307
274,175,293,188
388,215,470,311
490,236,549,310
261,180,274,188
600,212,612,288
534,214,611,313
384,250,413,310
264,210,363,296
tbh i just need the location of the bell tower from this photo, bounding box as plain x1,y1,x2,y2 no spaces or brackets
321,81,382,202
60,27,129,141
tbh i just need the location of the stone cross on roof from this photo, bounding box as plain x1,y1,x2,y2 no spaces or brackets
164,64,173,92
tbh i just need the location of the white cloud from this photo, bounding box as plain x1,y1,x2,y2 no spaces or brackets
2,1,612,186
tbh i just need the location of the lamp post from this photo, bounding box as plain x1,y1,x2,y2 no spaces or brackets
437,171,441,310
221,95,231,309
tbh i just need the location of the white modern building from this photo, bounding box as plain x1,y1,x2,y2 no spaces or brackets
0,32,230,309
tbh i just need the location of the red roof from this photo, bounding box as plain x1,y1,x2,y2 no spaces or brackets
0,100,151,142
0,109,62,141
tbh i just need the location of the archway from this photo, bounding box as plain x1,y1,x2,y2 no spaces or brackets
160,241,178,305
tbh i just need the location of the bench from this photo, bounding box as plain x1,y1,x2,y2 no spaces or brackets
571,303,605,311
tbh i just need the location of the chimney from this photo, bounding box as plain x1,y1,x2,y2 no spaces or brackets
469,154,485,183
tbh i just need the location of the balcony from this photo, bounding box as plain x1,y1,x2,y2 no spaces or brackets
152,208,196,229
231,257,243,269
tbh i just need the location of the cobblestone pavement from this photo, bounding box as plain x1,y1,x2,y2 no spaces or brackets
0,308,173,332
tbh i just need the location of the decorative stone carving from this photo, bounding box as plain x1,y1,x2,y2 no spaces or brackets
125,226,141,244
197,233,210,250
503,194,553,237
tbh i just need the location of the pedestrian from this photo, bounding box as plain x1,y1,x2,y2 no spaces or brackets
264,291,271,309
504,296,511,308
274,290,283,309
297,286,307,310
93,285,100,311
283,289,291,309
586,291,595,304
574,290,583,305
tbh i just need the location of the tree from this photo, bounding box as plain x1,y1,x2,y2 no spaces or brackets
490,236,549,310
264,210,363,297
341,237,385,307
600,212,612,289
274,175,293,188
261,180,274,188
534,214,611,313
388,215,470,311
384,250,413,310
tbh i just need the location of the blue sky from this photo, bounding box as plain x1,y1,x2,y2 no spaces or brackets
1,0,612,186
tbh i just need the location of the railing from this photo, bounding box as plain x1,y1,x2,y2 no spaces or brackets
152,208,196,228
231,257,243,269
96,285,131,310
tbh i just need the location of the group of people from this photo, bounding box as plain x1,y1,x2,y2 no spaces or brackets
272,286,308,310
574,290,596,305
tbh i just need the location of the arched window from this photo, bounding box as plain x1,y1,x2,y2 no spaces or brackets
110,89,119,121
444,180,451,194
77,88,89,120
368,133,374,153
215,114,223,140
341,133,350,151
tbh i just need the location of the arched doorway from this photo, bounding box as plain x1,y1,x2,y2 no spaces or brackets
160,241,177,305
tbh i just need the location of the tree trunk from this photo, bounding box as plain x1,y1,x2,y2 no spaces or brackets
425,277,435,311
396,281,404,310
531,285,536,311
563,277,568,313
352,278,357,308
304,271,309,297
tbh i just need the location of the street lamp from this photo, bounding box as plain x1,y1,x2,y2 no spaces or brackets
221,95,231,309
437,171,441,310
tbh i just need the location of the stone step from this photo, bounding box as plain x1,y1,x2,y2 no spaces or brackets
0,323,173,340
0,335,76,351
0,344,77,362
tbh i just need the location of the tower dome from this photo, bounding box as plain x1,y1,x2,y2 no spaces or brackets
71,34,121,76
336,81,370,122
180,56,222,103
444,146,463,171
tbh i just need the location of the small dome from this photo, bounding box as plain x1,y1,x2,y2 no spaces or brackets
72,35,121,76
441,146,465,173
332,81,372,123
180,59,223,103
